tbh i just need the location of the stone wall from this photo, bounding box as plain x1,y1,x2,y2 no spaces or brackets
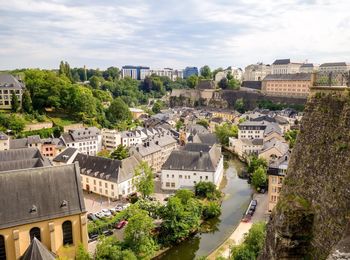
260,89,350,259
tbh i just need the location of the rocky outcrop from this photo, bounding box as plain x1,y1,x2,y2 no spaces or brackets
260,89,350,259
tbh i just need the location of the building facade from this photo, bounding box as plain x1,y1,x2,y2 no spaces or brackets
121,66,150,80
243,63,271,81
261,73,313,97
183,67,199,78
101,129,121,150
0,74,25,110
161,143,223,190
61,127,102,156
271,59,302,75
319,62,350,74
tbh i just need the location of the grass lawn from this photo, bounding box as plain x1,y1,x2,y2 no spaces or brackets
46,112,80,126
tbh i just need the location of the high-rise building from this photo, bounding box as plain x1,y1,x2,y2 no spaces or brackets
121,66,150,80
183,67,199,78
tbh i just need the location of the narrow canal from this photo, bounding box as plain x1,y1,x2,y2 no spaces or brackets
157,155,252,259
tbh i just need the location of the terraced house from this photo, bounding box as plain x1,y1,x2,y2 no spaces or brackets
0,74,25,110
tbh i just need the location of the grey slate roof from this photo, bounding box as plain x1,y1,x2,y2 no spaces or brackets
162,144,221,172
62,127,100,143
194,133,218,145
0,73,24,89
118,156,140,183
0,148,49,172
10,138,28,149
131,141,161,157
300,63,314,68
263,73,311,81
27,135,42,145
21,237,56,260
241,138,264,146
272,59,290,65
74,153,121,182
53,148,78,163
319,62,348,67
184,143,212,152
261,138,289,154
0,163,85,229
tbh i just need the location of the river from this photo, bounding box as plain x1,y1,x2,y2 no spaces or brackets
156,155,252,260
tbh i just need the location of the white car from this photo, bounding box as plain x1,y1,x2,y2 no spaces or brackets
102,208,112,217
122,203,130,210
115,205,123,212
109,208,117,214
95,212,104,219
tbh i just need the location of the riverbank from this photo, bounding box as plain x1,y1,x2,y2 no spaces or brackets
207,193,269,259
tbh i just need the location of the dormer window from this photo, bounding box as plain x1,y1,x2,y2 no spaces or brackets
30,205,37,214
60,200,68,208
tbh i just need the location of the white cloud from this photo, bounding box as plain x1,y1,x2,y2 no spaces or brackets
0,0,349,70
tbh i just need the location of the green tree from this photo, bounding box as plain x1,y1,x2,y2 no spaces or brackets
89,75,103,89
106,98,132,124
200,65,212,79
76,244,92,260
22,90,33,113
152,101,163,114
186,74,198,88
284,129,299,148
228,79,240,90
202,201,221,219
231,244,256,260
133,161,154,198
196,119,209,129
195,181,221,200
175,119,184,131
103,67,120,80
251,166,267,190
97,149,111,158
11,92,20,112
247,156,267,174
110,144,129,160
124,208,157,258
95,236,137,260
234,98,245,113
175,189,194,204
215,123,238,146
218,78,229,89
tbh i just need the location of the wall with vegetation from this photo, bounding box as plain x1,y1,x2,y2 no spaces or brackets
260,90,350,259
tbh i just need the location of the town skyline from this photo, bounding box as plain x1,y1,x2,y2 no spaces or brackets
1,0,350,70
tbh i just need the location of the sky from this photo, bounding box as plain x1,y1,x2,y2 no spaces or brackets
0,0,349,70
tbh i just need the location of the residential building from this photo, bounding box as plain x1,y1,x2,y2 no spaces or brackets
319,62,350,74
271,59,302,75
250,114,291,134
214,67,243,83
229,138,263,157
268,153,289,211
259,138,289,163
210,110,237,122
161,143,224,190
121,65,150,80
0,73,25,109
130,134,177,173
9,135,65,158
149,68,183,80
209,117,224,133
61,127,102,155
243,63,271,81
101,129,121,150
120,131,143,147
129,108,146,119
261,73,313,97
0,163,88,259
0,132,9,151
183,67,199,78
299,63,319,73
74,153,140,199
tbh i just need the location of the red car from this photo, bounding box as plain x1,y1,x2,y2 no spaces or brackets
116,220,128,229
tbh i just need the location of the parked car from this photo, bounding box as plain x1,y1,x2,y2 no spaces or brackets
102,208,112,217
88,234,98,242
116,220,128,229
122,203,130,210
242,214,251,222
95,212,104,219
115,205,123,212
102,230,113,236
87,213,97,221
109,208,117,214
249,204,256,211
251,199,258,207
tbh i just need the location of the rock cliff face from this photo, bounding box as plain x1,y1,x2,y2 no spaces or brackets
260,89,350,260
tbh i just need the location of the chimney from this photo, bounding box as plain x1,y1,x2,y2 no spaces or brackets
147,142,150,147
200,150,203,157
136,147,139,152
155,141,159,145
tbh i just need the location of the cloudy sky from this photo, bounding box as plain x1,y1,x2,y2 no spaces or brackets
0,0,349,70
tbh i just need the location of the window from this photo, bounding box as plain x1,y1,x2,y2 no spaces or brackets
105,183,107,188
166,182,170,187
30,227,41,241
93,180,96,185
179,175,182,179
111,184,114,189
205,176,208,180
171,183,175,188
62,221,73,245
0,235,6,260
